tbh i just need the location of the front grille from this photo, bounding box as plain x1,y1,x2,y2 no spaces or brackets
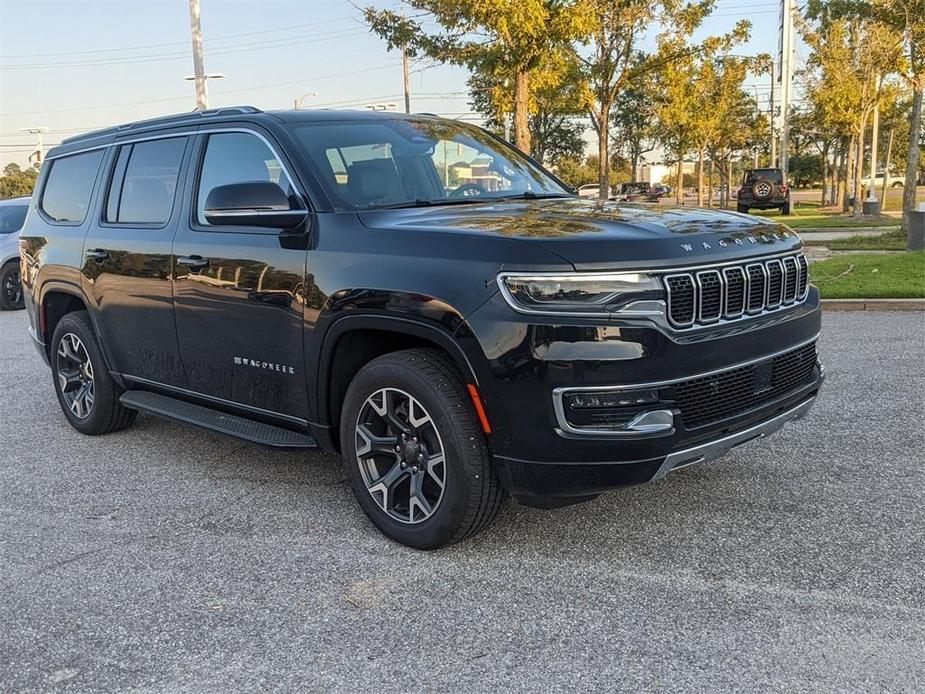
674,341,818,428
663,253,808,329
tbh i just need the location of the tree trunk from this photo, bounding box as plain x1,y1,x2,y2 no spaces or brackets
597,101,612,200
852,115,868,217
843,134,856,213
820,142,829,207
903,83,923,244
708,157,715,208
676,157,683,205
630,153,639,182
880,126,894,208
513,70,531,155
696,148,704,207
727,159,733,209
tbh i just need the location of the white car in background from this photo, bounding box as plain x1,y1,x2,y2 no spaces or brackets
864,172,905,188
0,196,29,310
576,183,601,198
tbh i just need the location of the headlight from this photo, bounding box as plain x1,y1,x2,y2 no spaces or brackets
498,272,663,315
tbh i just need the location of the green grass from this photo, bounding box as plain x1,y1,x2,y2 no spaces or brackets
811,251,925,299
752,204,900,229
803,229,907,250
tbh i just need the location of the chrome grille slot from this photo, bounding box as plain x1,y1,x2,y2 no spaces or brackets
766,259,784,308
665,274,696,326
723,267,746,318
746,264,766,313
696,270,723,322
782,256,798,303
797,255,808,298
662,253,809,330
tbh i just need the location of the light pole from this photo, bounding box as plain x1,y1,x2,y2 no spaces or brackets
187,0,209,110
293,92,318,110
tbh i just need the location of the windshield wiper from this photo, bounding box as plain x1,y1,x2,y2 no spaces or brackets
497,191,572,201
367,197,496,210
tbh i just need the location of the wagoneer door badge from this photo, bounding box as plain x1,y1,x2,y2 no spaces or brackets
234,356,295,375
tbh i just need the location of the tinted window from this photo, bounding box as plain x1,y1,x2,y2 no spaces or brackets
0,205,28,234
290,119,568,211
106,137,186,224
41,150,104,223
744,169,783,184
196,132,293,225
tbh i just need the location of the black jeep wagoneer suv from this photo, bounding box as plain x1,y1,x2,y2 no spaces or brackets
20,107,823,548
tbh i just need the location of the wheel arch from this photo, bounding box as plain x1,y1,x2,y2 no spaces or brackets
37,284,117,378
315,315,480,452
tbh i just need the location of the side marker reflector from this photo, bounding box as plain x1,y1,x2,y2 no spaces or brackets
466,384,492,434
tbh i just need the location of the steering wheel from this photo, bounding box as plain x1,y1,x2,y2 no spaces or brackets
449,183,487,198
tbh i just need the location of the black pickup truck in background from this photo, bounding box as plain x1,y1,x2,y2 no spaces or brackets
19,107,823,548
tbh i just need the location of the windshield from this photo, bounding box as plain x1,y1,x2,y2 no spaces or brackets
289,118,570,211
0,204,28,234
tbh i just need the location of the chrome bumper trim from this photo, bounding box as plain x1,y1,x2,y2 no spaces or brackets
651,395,817,481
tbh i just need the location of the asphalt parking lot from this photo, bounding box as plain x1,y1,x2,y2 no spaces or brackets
1,309,923,693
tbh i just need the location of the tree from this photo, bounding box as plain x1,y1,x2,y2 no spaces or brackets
610,56,658,181
819,0,925,241
468,55,586,166
363,0,589,154
0,163,38,198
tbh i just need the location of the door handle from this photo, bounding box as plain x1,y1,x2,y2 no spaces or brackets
177,255,210,271
85,248,109,261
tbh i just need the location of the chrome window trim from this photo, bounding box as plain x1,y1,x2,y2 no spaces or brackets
551,333,820,438
43,127,306,210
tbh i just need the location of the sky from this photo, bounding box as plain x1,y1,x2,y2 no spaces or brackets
0,0,796,168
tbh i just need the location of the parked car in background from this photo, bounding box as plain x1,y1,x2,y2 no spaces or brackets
0,196,29,310
863,171,905,188
613,181,664,202
576,183,600,198
737,168,791,215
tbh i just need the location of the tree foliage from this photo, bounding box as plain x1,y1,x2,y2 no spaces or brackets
0,164,38,199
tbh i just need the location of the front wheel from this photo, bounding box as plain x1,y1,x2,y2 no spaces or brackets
340,348,505,549
737,203,750,214
781,199,792,215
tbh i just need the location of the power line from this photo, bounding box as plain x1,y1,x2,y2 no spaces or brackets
2,16,358,59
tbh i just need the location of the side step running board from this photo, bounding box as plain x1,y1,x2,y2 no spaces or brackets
119,390,317,449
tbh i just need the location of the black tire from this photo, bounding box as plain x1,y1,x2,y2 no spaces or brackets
51,311,136,436
0,261,24,311
340,348,505,549
781,199,792,215
737,203,750,214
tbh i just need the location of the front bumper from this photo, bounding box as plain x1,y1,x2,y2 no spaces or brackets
460,287,824,506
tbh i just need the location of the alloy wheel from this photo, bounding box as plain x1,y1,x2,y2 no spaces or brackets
3,267,22,307
354,387,446,524
56,333,95,419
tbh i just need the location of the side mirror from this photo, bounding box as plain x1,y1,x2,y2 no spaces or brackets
204,182,307,230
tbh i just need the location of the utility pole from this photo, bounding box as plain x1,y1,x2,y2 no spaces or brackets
187,0,208,110
402,48,411,113
769,61,777,167
778,0,795,183
21,127,48,167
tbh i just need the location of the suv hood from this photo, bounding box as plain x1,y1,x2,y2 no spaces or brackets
358,198,802,271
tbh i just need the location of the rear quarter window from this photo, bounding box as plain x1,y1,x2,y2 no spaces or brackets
0,205,28,234
40,149,105,223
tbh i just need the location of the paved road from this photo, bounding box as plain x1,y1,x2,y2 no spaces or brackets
1,309,923,693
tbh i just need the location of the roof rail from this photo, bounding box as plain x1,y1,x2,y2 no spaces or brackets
59,106,263,145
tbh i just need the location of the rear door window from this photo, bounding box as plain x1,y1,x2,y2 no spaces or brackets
40,150,105,223
0,205,28,234
106,137,187,224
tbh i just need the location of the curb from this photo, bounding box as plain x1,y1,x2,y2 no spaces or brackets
821,298,925,311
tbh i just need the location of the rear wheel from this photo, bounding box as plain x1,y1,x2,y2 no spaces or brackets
340,348,504,549
51,311,136,435
0,261,23,310
782,199,792,215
